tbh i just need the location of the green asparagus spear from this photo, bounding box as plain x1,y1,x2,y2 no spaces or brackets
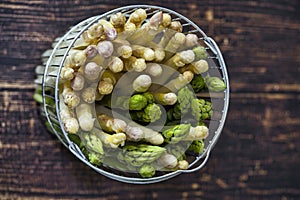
166,86,195,121
167,107,175,121
87,152,103,166
166,104,182,121
33,86,56,107
129,94,148,110
102,155,137,172
80,132,104,166
139,164,156,178
190,75,206,93
205,76,227,92
193,46,208,60
191,98,213,121
81,132,104,155
142,92,155,104
162,124,191,144
33,88,43,104
102,94,148,111
131,103,162,123
187,140,205,155
68,133,81,147
117,144,166,167
143,103,162,122
177,86,195,112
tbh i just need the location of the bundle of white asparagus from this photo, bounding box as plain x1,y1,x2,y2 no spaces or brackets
56,8,226,177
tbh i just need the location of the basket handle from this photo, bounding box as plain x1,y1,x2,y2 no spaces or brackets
182,149,211,173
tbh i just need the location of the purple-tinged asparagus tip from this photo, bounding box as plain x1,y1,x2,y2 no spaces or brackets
105,28,118,41
85,45,98,58
97,41,114,58
149,11,163,28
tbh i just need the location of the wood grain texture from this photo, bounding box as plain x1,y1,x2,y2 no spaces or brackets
0,0,299,199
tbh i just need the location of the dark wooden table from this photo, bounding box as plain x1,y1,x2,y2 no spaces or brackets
1,0,299,199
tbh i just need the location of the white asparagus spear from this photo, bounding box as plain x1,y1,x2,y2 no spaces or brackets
97,40,114,58
158,153,178,169
81,84,97,104
76,103,95,131
179,59,209,74
123,56,147,72
92,127,126,148
132,74,152,92
95,105,164,145
84,62,103,81
157,71,194,93
110,12,126,33
71,72,85,91
152,92,178,105
59,94,79,134
98,19,118,41
107,56,124,73
62,82,80,109
127,11,163,45
97,113,127,133
163,50,195,70
183,125,209,141
131,45,155,61
146,63,163,77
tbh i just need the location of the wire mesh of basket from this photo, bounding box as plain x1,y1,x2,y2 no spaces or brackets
34,5,230,184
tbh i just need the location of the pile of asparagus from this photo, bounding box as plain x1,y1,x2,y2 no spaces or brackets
49,8,226,177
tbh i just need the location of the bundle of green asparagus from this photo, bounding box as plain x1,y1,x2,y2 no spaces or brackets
35,8,227,178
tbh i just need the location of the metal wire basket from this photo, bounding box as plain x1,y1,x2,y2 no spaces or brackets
35,5,229,184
